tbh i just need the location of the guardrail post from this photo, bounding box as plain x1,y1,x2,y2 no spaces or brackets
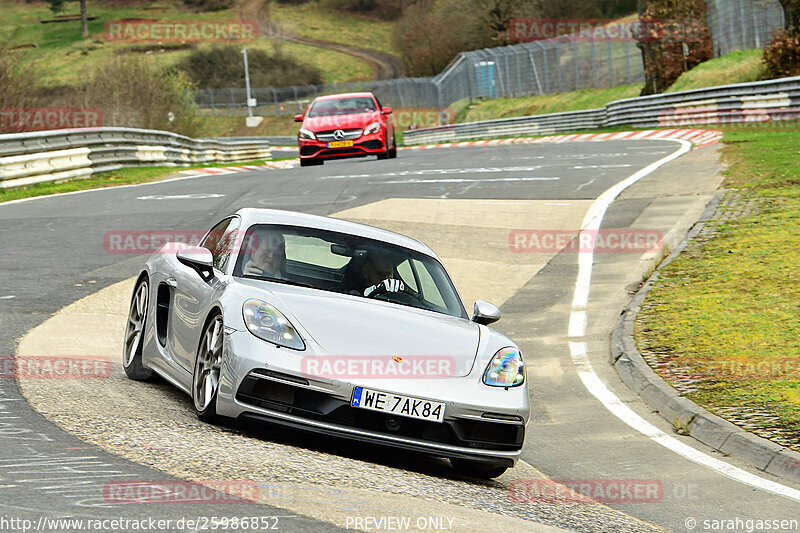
625,39,631,84
572,40,579,91
556,45,562,93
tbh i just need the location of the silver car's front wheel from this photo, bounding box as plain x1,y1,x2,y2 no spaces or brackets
193,314,223,422
123,278,152,380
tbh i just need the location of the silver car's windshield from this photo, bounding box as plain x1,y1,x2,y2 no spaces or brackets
232,224,467,319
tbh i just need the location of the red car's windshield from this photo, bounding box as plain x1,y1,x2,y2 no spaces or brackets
308,97,377,117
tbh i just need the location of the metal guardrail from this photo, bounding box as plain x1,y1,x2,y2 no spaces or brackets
404,76,800,145
0,127,271,189
404,109,605,145
205,136,297,146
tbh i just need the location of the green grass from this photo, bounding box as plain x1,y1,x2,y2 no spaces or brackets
458,84,644,123
275,41,372,83
196,114,300,137
666,49,767,93
452,49,769,124
0,158,278,203
635,129,800,449
2,0,381,88
271,0,395,54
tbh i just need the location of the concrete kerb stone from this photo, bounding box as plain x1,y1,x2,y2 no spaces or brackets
721,432,784,471
765,449,800,484
612,190,800,485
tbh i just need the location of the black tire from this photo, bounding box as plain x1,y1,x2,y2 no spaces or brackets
300,158,323,167
192,313,224,423
123,277,153,380
388,134,397,159
377,133,390,160
450,458,508,479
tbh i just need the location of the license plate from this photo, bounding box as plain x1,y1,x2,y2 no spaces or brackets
327,140,354,148
351,386,445,423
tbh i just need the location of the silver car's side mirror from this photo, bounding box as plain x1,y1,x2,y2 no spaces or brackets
177,246,214,281
472,300,501,325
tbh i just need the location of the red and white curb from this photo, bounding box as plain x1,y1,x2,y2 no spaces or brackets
175,129,722,179
178,159,299,177
402,129,723,151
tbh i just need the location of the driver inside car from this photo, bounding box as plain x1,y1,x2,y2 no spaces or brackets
361,253,405,297
339,251,404,297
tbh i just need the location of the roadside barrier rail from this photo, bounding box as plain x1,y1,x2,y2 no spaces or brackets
404,76,800,145
0,127,271,189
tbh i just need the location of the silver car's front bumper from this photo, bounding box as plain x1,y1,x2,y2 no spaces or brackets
216,331,530,466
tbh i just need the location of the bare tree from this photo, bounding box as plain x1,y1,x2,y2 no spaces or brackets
777,0,800,29
80,0,88,38
45,0,89,39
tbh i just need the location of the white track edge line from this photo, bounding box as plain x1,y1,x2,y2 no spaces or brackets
567,139,800,502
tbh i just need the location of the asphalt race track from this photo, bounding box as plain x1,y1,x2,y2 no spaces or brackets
1,141,799,532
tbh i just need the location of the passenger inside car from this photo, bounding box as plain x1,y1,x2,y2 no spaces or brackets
242,230,286,278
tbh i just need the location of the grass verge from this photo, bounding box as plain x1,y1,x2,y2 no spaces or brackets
666,50,766,93
635,128,800,450
0,158,290,204
458,84,644,123
2,0,379,88
453,49,768,125
271,0,395,55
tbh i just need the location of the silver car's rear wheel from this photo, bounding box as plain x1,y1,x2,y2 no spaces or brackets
123,278,152,380
193,314,223,422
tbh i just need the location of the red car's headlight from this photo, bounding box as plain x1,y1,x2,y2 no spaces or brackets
364,122,381,135
299,128,316,140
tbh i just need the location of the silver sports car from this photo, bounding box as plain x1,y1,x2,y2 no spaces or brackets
123,208,529,478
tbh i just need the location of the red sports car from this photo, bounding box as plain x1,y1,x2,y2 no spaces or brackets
294,92,397,167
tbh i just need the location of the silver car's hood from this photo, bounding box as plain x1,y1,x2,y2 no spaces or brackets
234,280,479,377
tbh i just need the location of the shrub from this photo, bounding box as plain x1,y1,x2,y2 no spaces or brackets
392,0,495,76
80,55,203,136
764,29,800,78
324,0,405,20
528,0,637,19
181,0,234,11
639,0,713,95
175,46,323,89
0,47,41,113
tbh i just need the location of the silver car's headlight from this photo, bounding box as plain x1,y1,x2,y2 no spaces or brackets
364,121,381,135
482,347,525,387
242,299,305,350
299,128,316,140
